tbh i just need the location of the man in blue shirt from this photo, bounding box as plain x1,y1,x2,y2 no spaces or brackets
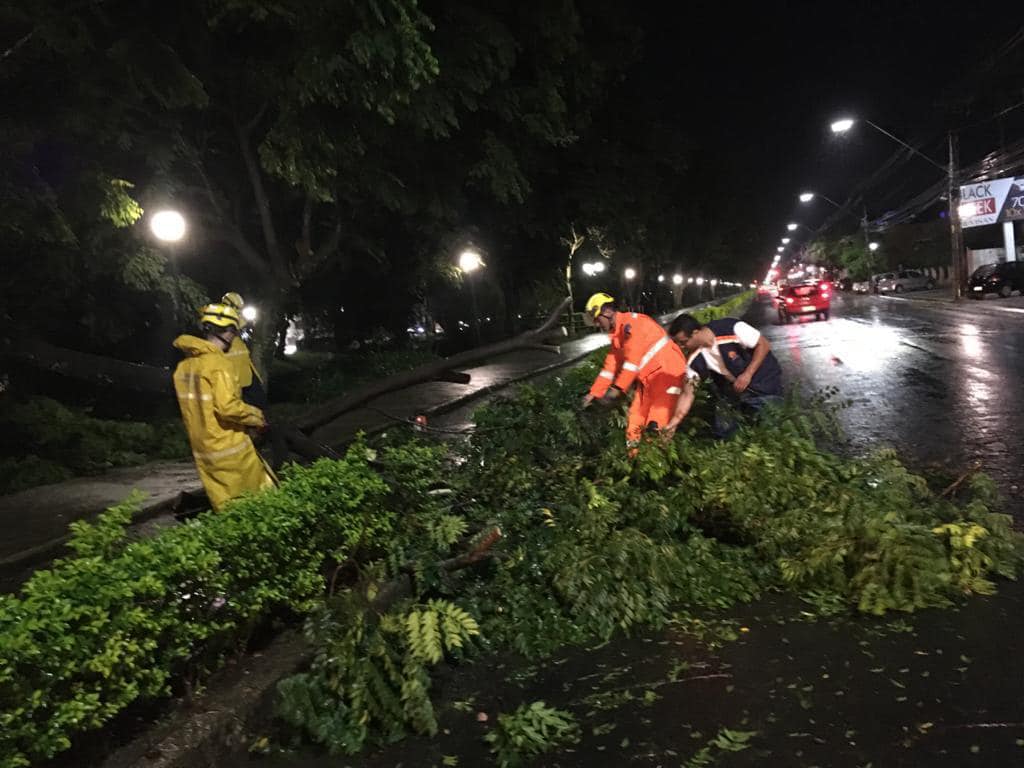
663,314,783,438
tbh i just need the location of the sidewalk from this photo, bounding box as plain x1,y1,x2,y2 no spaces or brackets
0,300,718,578
877,287,1024,317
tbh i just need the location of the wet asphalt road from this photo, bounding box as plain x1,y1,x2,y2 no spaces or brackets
751,292,1024,520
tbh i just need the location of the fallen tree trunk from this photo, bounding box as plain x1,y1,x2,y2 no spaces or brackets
296,297,571,433
366,526,503,616
1,338,172,395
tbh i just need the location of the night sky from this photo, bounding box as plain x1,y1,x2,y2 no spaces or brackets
631,0,1019,272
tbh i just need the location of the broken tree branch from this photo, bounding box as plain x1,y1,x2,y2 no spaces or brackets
296,297,572,433
366,526,502,615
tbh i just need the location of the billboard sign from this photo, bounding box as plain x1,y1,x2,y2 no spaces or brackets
958,176,1024,228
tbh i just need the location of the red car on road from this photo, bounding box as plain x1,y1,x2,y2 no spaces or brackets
777,281,831,323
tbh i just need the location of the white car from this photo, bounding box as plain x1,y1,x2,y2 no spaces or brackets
851,280,871,294
877,269,935,293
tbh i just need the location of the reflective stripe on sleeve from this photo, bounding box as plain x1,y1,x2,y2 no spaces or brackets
622,362,639,372
666,386,683,395
599,370,615,380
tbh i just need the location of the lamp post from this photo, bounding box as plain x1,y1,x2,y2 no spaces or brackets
459,249,484,345
830,116,962,296
149,209,190,325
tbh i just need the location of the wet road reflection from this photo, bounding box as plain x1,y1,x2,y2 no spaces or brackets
751,294,1023,519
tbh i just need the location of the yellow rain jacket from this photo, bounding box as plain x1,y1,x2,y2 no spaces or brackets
172,335,274,510
226,335,261,390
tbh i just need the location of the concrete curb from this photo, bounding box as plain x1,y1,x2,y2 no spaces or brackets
101,630,311,768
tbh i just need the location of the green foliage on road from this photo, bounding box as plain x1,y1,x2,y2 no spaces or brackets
276,598,479,754
484,701,581,767
0,397,188,494
272,319,1021,757
1,291,1020,766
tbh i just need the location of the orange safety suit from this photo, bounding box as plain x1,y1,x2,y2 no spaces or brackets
588,311,687,444
172,335,275,510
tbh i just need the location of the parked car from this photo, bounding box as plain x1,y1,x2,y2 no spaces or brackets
837,277,853,292
877,269,934,293
968,261,1024,298
851,280,871,294
870,272,893,293
778,281,831,323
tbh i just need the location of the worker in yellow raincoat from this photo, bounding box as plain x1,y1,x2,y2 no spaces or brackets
173,303,275,510
220,292,267,408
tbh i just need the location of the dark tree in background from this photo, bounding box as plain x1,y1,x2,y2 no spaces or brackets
1,0,742,393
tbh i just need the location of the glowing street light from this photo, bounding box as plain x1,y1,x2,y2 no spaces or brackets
624,267,637,280
592,260,606,273
830,118,855,134
868,241,880,252
710,279,718,287
777,246,784,252
150,210,186,242
458,248,484,345
459,249,484,273
781,237,791,244
241,306,258,323
786,222,799,231
687,277,694,284
696,277,705,286
657,274,665,282
672,274,683,285
800,191,842,209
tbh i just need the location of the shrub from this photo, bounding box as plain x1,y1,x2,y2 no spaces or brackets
0,397,188,494
0,441,393,768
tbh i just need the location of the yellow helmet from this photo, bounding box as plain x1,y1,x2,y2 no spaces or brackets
199,303,241,330
221,292,244,310
584,292,615,325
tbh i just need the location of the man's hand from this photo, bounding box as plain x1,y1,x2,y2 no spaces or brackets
600,387,621,405
662,419,680,441
581,393,595,409
733,371,752,393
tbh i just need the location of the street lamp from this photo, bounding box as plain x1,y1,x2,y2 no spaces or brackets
657,274,665,282
777,246,784,252
241,306,258,323
458,249,484,345
459,249,483,273
786,223,799,232
828,116,946,172
781,237,791,245
696,277,704,286
624,267,636,280
830,118,855,134
868,242,880,252
150,210,186,242
799,191,842,209
672,274,683,285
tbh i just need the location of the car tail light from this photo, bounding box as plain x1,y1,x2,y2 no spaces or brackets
785,297,794,304
821,291,830,299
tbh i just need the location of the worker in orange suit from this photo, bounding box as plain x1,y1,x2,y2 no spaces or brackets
580,292,687,447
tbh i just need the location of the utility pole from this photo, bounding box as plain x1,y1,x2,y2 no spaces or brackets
947,130,964,299
860,202,871,249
